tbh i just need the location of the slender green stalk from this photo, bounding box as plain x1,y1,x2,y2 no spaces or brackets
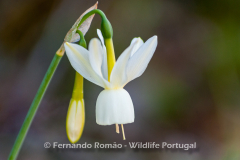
77,9,113,39
8,54,62,160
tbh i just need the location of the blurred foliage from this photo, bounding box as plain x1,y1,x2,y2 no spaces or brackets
0,0,61,60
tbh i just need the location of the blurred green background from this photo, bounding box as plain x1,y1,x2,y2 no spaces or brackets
1,0,240,159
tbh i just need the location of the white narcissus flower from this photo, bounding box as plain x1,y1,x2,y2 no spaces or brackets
64,30,158,127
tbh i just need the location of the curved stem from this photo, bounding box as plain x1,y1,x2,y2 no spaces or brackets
8,54,62,160
76,30,87,48
77,9,106,29
77,9,113,39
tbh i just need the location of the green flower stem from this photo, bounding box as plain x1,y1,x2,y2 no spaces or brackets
72,72,83,100
76,30,87,48
8,54,62,160
71,30,86,100
77,9,113,39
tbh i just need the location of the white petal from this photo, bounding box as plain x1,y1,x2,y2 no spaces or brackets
97,29,106,51
96,89,134,125
88,38,104,77
97,29,108,80
66,99,85,143
130,37,144,56
126,36,158,83
64,42,108,88
110,38,143,88
101,48,108,81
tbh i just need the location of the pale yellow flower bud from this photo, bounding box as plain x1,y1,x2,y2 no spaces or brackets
66,98,85,143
